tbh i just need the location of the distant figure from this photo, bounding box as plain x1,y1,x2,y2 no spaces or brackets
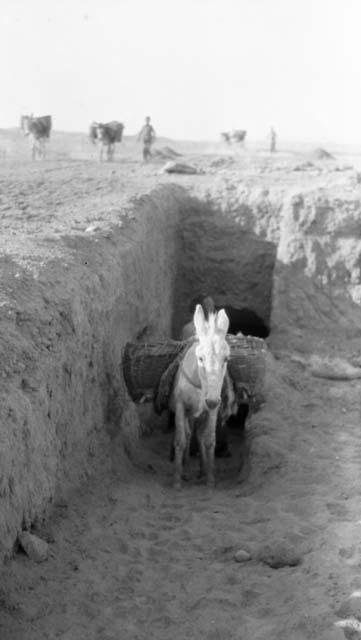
221,130,247,146
270,127,277,153
89,120,124,162
137,116,156,162
20,114,52,160
221,131,231,144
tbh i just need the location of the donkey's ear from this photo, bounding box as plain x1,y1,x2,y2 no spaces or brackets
193,304,206,337
215,308,229,336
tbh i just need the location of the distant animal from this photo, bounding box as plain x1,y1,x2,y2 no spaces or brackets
89,121,125,162
221,130,247,145
170,303,231,488
187,296,269,339
221,132,231,144
20,114,52,160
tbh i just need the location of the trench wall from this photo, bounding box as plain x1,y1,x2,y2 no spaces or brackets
0,186,185,561
270,191,361,354
6,181,356,562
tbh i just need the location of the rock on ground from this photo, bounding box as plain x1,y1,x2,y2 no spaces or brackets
18,532,49,563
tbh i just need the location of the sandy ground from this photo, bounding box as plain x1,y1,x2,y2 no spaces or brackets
1,132,361,639
3,369,361,640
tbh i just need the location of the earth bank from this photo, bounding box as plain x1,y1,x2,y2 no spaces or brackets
0,186,184,560
0,177,277,561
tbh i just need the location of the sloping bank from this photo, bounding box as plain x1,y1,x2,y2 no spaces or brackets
0,187,183,561
0,184,276,562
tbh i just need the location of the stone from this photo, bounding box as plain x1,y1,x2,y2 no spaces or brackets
234,549,251,563
160,161,203,175
336,592,361,620
334,617,361,640
18,531,49,563
258,541,302,569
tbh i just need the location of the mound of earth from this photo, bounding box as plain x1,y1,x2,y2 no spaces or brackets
312,147,335,160
293,161,316,171
210,156,236,169
152,146,182,161
163,146,182,157
160,160,204,175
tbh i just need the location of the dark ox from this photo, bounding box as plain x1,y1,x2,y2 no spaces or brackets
187,296,269,339
20,114,52,160
221,129,247,145
89,121,125,162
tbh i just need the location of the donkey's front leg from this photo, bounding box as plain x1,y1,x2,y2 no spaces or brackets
183,415,193,471
173,402,188,489
196,414,208,479
204,410,218,488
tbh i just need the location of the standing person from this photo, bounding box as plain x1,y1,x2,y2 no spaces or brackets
270,126,277,153
137,116,156,162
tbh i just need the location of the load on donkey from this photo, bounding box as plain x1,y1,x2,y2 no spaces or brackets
122,299,267,488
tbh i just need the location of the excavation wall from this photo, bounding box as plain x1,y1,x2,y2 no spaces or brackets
0,187,184,561
2,173,361,563
270,190,361,354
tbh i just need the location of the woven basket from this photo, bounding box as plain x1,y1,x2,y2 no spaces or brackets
123,335,267,409
226,335,267,410
122,340,188,403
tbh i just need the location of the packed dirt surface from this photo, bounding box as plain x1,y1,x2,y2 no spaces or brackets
1,130,361,639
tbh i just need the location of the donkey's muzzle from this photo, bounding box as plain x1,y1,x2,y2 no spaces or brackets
205,398,220,410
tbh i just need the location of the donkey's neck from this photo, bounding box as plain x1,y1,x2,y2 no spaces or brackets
181,343,202,389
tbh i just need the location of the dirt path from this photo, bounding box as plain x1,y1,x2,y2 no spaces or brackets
1,351,360,640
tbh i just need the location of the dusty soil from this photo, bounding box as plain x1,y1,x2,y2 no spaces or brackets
1,131,361,639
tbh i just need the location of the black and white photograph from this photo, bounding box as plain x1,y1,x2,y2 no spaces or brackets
1,1,361,638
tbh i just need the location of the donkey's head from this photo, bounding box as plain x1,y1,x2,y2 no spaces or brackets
193,304,230,410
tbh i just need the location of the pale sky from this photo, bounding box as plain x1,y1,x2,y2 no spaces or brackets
1,0,361,142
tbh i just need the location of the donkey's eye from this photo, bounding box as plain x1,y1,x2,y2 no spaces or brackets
198,356,204,365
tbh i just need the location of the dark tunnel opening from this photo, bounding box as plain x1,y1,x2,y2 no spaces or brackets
172,198,276,340
187,295,270,338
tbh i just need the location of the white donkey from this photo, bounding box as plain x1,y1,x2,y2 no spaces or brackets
170,304,231,488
